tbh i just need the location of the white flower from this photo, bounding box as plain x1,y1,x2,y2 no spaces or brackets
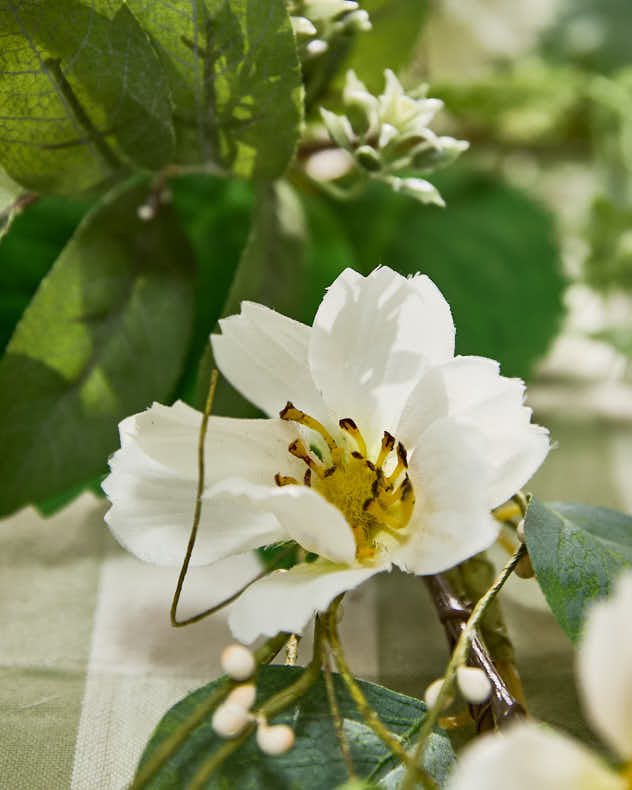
103,267,549,643
446,570,632,790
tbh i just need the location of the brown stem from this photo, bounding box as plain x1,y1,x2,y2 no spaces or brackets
424,573,526,729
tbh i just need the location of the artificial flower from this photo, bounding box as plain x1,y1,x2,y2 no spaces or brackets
446,570,632,790
103,267,548,642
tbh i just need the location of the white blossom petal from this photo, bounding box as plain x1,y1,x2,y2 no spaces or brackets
308,267,454,449
211,301,327,421
205,479,356,565
447,723,624,790
398,356,549,506
393,417,500,574
578,570,632,760
228,560,385,642
103,403,303,566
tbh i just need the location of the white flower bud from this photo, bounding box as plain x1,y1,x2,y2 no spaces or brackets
456,666,492,704
377,122,398,149
137,203,155,221
345,9,371,31
221,644,256,681
226,683,256,710
320,108,354,151
306,38,328,55
291,16,317,36
424,677,453,710
212,701,252,738
355,145,381,172
256,722,296,755
387,176,445,207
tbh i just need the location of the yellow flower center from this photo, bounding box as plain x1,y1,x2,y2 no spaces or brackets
275,402,415,561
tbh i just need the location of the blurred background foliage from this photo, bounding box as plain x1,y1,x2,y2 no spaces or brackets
0,0,630,517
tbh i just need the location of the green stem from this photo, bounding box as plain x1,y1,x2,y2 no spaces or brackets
326,597,439,790
130,632,289,789
186,620,326,789
322,641,356,779
401,544,527,790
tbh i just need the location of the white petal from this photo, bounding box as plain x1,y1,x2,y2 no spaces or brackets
205,479,356,565
578,570,632,760
103,403,303,566
393,417,500,574
447,723,624,790
398,356,549,506
308,267,454,449
211,301,327,421
228,560,385,642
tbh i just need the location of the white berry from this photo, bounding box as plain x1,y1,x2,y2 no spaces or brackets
226,683,256,710
211,702,251,738
424,677,453,710
221,644,256,681
256,722,295,755
456,666,492,704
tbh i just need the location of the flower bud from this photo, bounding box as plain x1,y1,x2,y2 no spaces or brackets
355,145,381,172
226,683,256,710
456,666,492,704
320,108,354,150
256,722,296,755
387,176,445,207
291,15,317,36
424,678,453,710
345,9,371,31
212,701,251,738
306,38,328,56
221,644,256,681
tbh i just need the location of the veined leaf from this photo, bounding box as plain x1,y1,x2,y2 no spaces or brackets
0,1,174,193
525,498,632,642
136,665,455,789
128,0,303,179
0,180,195,516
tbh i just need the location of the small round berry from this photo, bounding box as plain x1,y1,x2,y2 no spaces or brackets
211,702,251,738
137,203,155,221
424,678,453,710
256,722,295,755
226,683,256,711
456,666,492,704
221,644,256,681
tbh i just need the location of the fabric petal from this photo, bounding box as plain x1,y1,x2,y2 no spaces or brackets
228,560,386,642
205,479,356,565
308,267,454,450
446,723,624,790
103,402,303,567
578,570,632,760
393,417,500,574
211,301,327,421
398,355,549,506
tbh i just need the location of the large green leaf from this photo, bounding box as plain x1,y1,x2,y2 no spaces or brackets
0,196,92,353
0,180,195,516
136,665,455,789
128,0,303,179
524,498,632,643
323,168,566,377
0,1,174,194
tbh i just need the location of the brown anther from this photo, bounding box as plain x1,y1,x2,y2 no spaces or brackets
324,466,336,477
281,402,338,451
288,439,325,478
279,401,297,420
365,460,376,472
339,417,368,457
339,417,358,431
376,431,395,468
371,479,379,496
351,451,363,459
362,497,375,512
304,469,312,487
396,442,408,468
275,473,299,487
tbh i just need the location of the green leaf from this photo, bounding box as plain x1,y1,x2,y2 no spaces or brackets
0,1,174,194
128,0,303,179
136,665,455,789
343,0,428,93
0,179,195,517
0,196,92,353
322,167,566,377
524,498,632,643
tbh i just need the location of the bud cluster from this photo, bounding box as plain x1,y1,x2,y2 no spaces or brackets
289,0,371,59
211,643,296,756
321,69,469,205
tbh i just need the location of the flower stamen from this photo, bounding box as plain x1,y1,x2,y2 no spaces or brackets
280,402,337,452
274,474,299,487
288,438,327,479
339,417,368,457
386,442,408,486
376,431,395,468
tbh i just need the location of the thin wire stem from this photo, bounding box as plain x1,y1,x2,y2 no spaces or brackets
325,597,439,790
401,544,527,790
322,641,355,779
130,631,289,789
187,619,326,789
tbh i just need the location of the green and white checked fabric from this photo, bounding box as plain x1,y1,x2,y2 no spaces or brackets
2,401,631,789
